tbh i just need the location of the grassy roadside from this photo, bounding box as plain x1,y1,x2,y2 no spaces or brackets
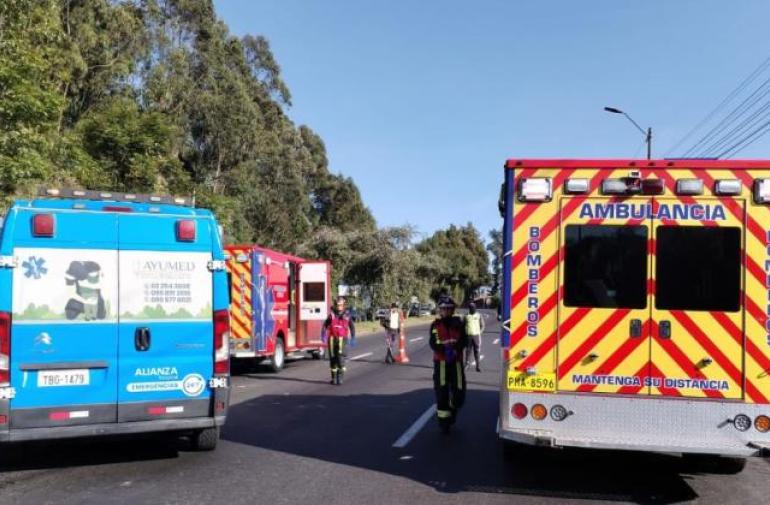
355,316,436,336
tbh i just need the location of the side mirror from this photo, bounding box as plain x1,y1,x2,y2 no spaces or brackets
498,183,505,218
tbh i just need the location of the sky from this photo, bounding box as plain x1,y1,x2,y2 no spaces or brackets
214,0,770,239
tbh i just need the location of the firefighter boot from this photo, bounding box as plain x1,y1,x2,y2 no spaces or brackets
330,371,336,385
336,371,343,385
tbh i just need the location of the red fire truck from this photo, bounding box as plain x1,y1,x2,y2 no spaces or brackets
225,245,330,372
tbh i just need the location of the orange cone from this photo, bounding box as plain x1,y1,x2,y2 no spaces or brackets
395,318,410,363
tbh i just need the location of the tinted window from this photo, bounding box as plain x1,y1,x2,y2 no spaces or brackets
655,226,741,312
303,282,326,303
564,225,648,309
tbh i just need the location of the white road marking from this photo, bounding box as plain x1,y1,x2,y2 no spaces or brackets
480,355,485,361
409,336,423,343
350,352,373,360
493,338,499,345
393,404,436,448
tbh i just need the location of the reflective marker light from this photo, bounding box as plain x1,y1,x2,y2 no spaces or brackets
550,404,568,422
754,179,770,204
715,179,742,196
564,178,589,194
531,404,547,421
517,178,552,202
755,415,770,433
733,413,752,432
675,178,704,195
512,403,528,420
32,213,55,237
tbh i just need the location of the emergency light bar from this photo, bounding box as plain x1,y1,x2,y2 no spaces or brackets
517,178,552,202
754,179,770,204
601,177,664,196
564,178,589,194
675,179,704,195
714,179,742,196
38,188,194,207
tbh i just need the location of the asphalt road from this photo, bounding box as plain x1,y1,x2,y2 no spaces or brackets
1,311,769,504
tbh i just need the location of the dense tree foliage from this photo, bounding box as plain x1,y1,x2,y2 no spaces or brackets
0,0,489,306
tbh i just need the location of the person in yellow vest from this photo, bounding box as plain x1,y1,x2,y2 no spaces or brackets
381,302,403,364
463,302,485,372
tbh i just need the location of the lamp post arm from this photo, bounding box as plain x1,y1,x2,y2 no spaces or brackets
622,112,647,137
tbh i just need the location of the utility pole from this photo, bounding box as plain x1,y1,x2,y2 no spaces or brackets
604,107,653,160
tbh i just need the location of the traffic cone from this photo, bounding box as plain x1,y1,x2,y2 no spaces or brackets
395,321,410,363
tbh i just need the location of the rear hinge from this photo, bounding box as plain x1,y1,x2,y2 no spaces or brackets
207,260,226,272
0,256,17,269
0,387,16,400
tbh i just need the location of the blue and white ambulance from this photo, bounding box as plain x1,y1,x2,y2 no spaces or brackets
0,188,230,450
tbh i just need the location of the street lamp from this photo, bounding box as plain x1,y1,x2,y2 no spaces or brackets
604,106,652,160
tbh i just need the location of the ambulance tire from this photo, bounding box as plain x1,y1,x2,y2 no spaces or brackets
311,350,322,360
191,427,219,451
269,337,285,372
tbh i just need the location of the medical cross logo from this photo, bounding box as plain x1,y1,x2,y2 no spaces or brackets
22,256,48,279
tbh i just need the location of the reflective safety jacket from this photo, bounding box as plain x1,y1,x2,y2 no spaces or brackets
464,312,484,336
324,309,355,338
429,316,467,363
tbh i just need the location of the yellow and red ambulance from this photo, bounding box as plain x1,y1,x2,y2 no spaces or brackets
499,159,770,465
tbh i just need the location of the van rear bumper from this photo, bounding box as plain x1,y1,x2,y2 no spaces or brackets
0,415,226,443
499,391,770,457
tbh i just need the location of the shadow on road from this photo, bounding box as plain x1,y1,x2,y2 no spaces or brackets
0,435,182,472
223,389,705,504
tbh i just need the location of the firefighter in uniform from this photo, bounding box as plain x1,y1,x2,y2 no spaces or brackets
323,296,356,385
429,297,468,433
464,302,485,372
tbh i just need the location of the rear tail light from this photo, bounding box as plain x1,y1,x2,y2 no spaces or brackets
213,309,230,375
32,213,55,237
0,312,9,385
512,403,528,419
531,404,547,421
755,415,770,433
550,404,569,421
176,220,196,242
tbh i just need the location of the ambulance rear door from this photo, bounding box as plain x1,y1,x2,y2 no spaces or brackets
297,261,329,347
649,196,745,399
556,197,652,395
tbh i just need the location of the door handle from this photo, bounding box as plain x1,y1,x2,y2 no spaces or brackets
135,327,151,351
629,319,642,338
659,320,672,340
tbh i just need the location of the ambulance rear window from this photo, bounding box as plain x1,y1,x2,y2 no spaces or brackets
303,282,326,303
655,226,741,312
564,225,648,309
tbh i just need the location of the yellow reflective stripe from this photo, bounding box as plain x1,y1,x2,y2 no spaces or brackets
437,409,452,419
440,361,446,386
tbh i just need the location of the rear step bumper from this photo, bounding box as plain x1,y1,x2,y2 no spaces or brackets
500,391,770,457
0,416,226,443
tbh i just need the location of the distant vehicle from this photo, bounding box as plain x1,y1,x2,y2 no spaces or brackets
498,158,770,472
0,188,229,450
419,304,434,317
375,307,389,320
225,245,330,372
407,303,420,317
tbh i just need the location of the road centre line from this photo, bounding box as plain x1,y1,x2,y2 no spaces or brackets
350,352,373,360
392,404,436,448
409,336,424,343
493,338,499,345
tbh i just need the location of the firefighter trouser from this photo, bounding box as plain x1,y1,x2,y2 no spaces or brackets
433,360,466,427
385,329,398,362
328,336,347,380
465,334,480,368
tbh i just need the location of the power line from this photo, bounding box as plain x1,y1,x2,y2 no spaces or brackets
683,73,770,158
700,97,770,157
717,118,770,158
668,55,770,156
